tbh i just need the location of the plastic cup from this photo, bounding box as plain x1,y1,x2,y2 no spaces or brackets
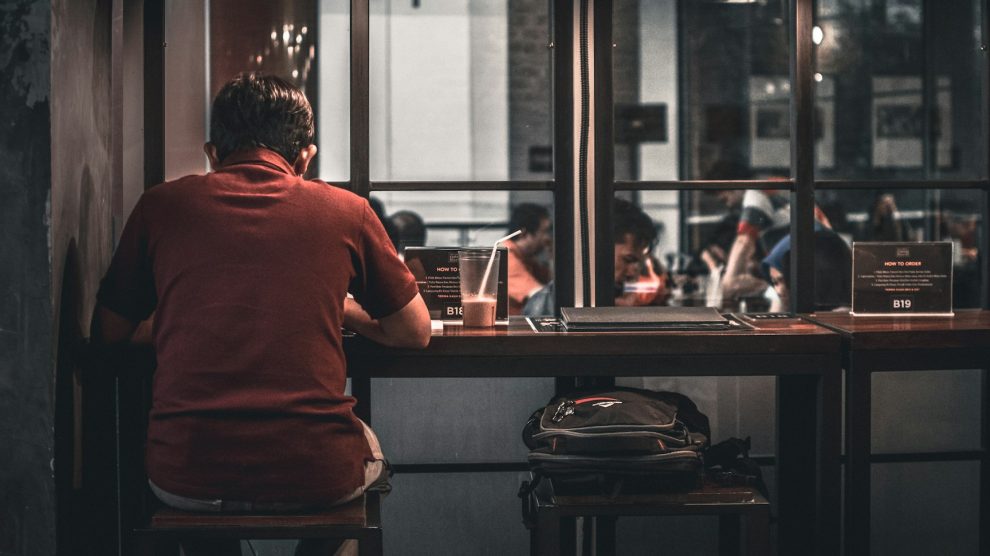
458,250,500,327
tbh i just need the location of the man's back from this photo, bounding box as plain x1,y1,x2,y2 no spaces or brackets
98,148,419,504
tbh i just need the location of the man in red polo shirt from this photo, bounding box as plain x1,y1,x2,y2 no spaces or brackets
92,73,430,556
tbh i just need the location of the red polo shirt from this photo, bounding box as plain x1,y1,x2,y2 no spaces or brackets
97,148,419,504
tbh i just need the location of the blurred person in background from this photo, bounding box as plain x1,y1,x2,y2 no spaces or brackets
389,210,427,258
762,228,852,312
612,198,669,307
721,185,832,307
506,203,553,315
869,193,909,242
522,199,665,315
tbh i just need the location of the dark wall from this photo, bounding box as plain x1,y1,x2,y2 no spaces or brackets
51,1,115,553
1,0,114,554
0,2,55,555
51,0,114,331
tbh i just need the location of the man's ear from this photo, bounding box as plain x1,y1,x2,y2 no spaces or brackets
293,144,318,176
204,143,221,171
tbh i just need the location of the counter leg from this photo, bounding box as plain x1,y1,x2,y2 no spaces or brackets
981,366,989,556
845,356,871,556
777,374,819,554
819,363,843,556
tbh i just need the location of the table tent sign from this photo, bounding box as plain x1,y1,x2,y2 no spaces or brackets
851,241,953,316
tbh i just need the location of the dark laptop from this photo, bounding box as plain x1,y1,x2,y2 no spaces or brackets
559,306,731,331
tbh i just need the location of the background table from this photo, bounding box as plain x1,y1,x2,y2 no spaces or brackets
803,309,990,556
344,315,842,555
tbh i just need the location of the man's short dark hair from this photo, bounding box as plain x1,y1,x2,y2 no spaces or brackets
509,203,550,236
209,72,315,164
613,198,657,248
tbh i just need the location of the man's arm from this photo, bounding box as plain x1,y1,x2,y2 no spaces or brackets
344,293,431,349
90,304,140,347
720,234,769,300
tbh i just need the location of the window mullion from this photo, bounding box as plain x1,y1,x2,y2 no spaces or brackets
351,0,370,199
790,0,816,313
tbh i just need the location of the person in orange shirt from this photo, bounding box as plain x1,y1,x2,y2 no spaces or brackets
612,199,669,307
506,203,553,314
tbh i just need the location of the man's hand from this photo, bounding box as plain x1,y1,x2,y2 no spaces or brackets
344,294,431,349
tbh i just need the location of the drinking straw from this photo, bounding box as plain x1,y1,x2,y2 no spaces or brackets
478,230,522,296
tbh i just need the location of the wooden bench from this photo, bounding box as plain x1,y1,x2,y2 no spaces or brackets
131,490,383,556
524,478,771,556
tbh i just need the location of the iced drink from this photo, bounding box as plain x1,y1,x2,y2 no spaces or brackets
462,296,497,327
458,249,501,327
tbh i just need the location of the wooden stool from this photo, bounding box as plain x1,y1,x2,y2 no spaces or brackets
132,490,383,556
524,478,770,556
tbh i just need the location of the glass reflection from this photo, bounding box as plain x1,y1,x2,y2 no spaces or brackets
616,0,791,180
663,190,784,312
371,192,554,316
815,0,985,179
210,0,317,99
817,188,983,308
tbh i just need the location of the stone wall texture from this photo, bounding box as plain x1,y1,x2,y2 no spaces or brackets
0,2,55,555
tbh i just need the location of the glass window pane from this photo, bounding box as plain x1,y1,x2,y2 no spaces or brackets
210,0,319,120
316,1,352,182
165,1,211,179
371,191,554,316
816,188,984,308
369,1,552,181
616,0,791,180
815,0,986,179
205,1,341,179
669,190,792,312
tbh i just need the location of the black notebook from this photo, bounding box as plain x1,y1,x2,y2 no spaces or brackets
559,306,731,331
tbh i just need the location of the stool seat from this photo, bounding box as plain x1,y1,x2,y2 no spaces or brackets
526,478,771,556
133,491,383,554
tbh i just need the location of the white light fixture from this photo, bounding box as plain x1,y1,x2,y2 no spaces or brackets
814,72,823,82
812,25,824,45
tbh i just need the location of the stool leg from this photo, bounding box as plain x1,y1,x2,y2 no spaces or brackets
744,510,771,556
179,538,240,556
358,530,383,556
154,537,181,556
581,517,592,555
134,535,156,556
718,515,742,556
534,510,561,556
594,516,617,556
560,516,577,555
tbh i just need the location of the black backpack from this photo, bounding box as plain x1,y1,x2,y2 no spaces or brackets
521,387,710,496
